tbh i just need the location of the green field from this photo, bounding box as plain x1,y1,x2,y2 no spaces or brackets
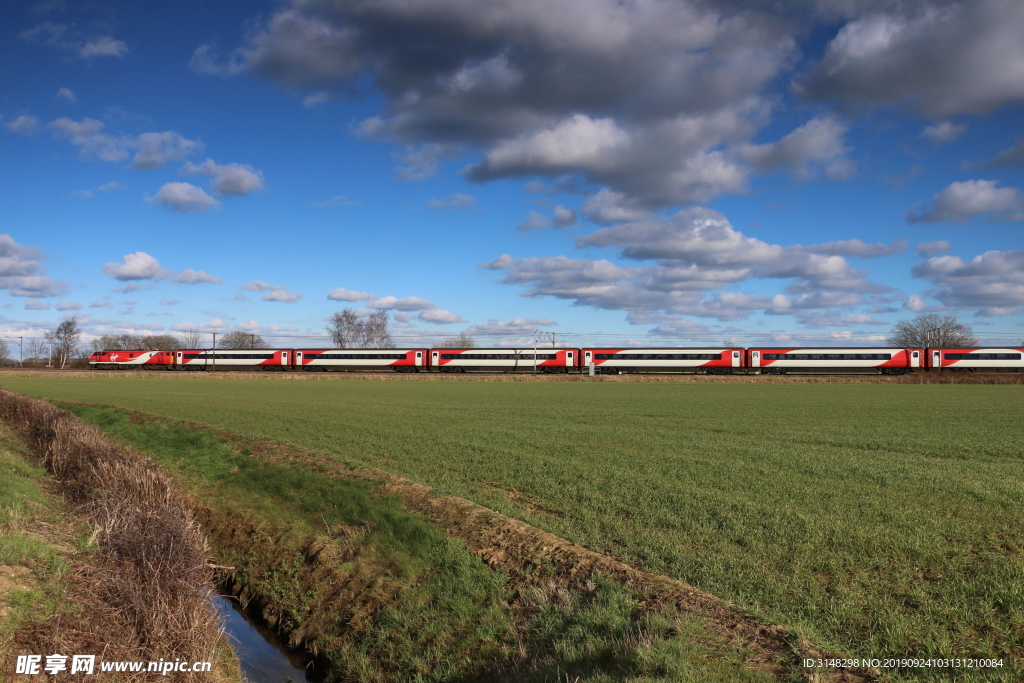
3,376,1022,681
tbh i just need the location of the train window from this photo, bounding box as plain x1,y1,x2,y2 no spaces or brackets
945,353,1021,360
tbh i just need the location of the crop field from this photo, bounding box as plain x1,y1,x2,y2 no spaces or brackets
2,375,1022,681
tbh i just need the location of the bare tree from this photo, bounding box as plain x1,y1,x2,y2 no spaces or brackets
142,334,181,350
327,309,360,348
218,331,267,349
364,310,394,348
888,313,978,348
0,339,10,365
179,329,203,349
53,317,82,369
437,332,477,348
23,338,47,366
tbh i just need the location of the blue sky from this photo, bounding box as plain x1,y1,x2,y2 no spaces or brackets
3,0,1024,350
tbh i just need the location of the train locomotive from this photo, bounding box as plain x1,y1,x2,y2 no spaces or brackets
88,346,1024,374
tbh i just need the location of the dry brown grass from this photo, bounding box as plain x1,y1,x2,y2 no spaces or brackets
0,388,231,682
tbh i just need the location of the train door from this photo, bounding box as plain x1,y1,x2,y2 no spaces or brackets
176,351,182,368
415,351,423,367
732,350,741,367
281,351,289,367
431,351,439,369
931,349,941,369
750,350,761,368
295,351,302,368
565,350,574,368
910,350,921,368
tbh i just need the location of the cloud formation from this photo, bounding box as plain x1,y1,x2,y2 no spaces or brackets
427,193,475,209
240,281,304,303
181,159,265,197
147,182,218,213
103,252,173,281
907,179,1023,224
5,115,39,136
22,23,128,60
912,249,1024,315
327,287,374,301
49,118,202,169
173,269,223,284
0,234,65,297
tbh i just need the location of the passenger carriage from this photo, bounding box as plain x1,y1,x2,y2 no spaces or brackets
747,347,923,374
927,347,1024,372
173,349,292,370
580,348,743,374
294,348,427,372
429,348,577,373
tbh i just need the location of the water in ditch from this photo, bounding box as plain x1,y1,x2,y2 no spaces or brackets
213,595,315,683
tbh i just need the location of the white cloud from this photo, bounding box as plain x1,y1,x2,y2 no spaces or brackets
69,189,94,200
517,211,549,231
907,180,1023,224
239,280,303,303
57,87,75,103
464,318,559,336
419,309,465,324
0,234,65,298
552,205,577,228
24,299,49,310
303,90,334,107
49,118,202,169
159,299,180,306
103,252,173,281
147,182,218,213
89,300,113,308
912,249,1024,314
55,301,81,311
5,115,39,136
580,189,650,224
327,287,374,301
312,195,360,207
741,116,855,181
171,318,231,333
427,193,475,209
181,159,265,197
187,44,246,76
366,295,436,311
916,240,951,258
173,269,223,284
79,36,128,59
98,182,126,191
921,121,966,145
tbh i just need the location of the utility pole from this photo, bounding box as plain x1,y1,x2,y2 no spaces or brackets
19,336,23,367
212,332,217,373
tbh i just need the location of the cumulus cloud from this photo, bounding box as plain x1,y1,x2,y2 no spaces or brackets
327,287,374,301
24,299,49,310
0,234,65,297
741,116,855,180
801,0,1024,117
921,121,966,144
912,249,1024,314
49,118,202,169
427,193,475,209
80,36,128,59
89,300,112,308
98,182,126,191
239,280,303,303
485,207,893,323
22,22,128,60
518,206,577,231
5,115,39,136
981,137,1024,170
103,252,173,281
366,295,436,311
57,87,75,103
464,318,558,336
517,211,549,231
173,269,223,284
907,180,1023,224
55,301,81,311
181,159,265,197
419,309,465,324
916,240,951,258
147,182,218,213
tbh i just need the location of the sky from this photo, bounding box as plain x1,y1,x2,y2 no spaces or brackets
2,0,1024,352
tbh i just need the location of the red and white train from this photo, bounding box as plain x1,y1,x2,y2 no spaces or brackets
88,346,1024,374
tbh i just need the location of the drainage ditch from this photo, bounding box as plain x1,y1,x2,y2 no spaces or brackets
214,593,317,683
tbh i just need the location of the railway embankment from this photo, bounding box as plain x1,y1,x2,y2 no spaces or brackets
52,399,878,683
2,367,1022,383
0,389,240,682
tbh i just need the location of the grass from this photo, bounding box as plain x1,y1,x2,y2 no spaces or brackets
4,376,1023,681
63,402,772,682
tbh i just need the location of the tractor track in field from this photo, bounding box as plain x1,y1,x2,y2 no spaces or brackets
104,404,880,682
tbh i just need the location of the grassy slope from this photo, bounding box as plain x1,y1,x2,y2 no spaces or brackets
4,376,1023,681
